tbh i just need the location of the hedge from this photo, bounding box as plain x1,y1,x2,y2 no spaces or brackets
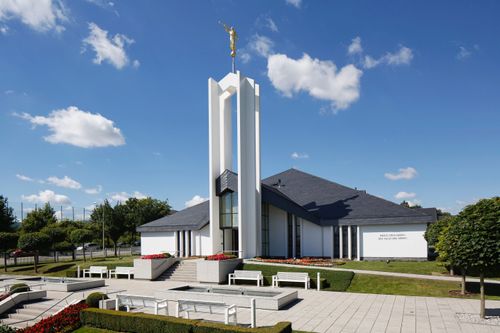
80,308,292,333
86,292,109,308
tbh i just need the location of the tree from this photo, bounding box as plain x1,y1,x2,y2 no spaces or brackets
425,215,454,248
18,232,51,273
70,229,93,262
21,203,57,233
400,201,422,209
122,197,171,241
0,232,18,272
109,204,127,256
90,200,114,255
41,226,67,262
0,195,16,232
437,197,500,318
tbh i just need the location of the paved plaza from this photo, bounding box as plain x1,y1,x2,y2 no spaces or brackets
99,278,500,333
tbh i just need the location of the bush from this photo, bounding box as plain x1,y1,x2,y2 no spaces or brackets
9,283,29,293
0,323,16,333
17,302,87,333
86,292,109,308
205,254,236,261
80,308,292,333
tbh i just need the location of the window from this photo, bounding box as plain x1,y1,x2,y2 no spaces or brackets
351,225,357,259
261,203,270,257
333,226,339,258
342,226,349,258
295,217,301,258
220,192,238,229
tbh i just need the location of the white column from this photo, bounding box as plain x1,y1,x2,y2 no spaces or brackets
292,216,296,258
356,226,361,261
191,231,195,257
348,225,352,260
339,226,343,259
179,230,185,257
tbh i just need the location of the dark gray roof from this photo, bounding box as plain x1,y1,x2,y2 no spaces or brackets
136,200,209,232
262,169,436,226
138,168,436,232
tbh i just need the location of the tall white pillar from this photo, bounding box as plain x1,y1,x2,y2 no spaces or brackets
356,226,361,261
348,226,352,260
179,231,185,257
339,226,343,259
209,72,261,259
175,231,179,257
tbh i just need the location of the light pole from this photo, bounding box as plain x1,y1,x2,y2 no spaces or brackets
102,203,106,257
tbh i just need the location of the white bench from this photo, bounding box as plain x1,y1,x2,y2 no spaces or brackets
83,266,108,278
175,299,237,325
272,272,310,289
115,294,168,315
109,267,134,279
228,270,264,287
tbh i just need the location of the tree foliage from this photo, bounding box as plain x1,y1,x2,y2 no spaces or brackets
21,203,57,233
0,196,16,232
424,215,453,247
0,232,19,252
18,232,51,252
70,228,94,261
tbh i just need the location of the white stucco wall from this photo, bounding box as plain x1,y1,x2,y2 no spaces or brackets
199,224,211,256
322,226,333,258
268,205,287,257
140,231,176,256
301,219,323,257
360,224,428,259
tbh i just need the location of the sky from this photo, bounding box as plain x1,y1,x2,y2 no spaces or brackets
1,0,499,218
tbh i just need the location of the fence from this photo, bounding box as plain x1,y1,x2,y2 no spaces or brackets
7,201,97,222
0,246,141,268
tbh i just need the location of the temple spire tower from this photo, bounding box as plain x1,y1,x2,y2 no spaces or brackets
208,26,261,258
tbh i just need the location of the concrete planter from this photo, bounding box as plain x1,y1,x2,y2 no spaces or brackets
134,257,178,280
196,258,242,284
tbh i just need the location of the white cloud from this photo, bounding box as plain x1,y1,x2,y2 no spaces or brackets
16,106,125,148
291,152,309,159
82,22,136,70
84,185,102,195
132,59,140,68
22,190,70,204
406,199,421,207
47,175,81,189
394,191,416,200
4,89,14,94
16,173,33,182
239,51,251,64
185,195,208,208
110,191,147,202
348,36,363,55
267,53,362,110
0,0,67,33
85,0,118,16
265,17,278,32
286,0,302,8
456,46,471,60
384,167,418,180
364,46,413,69
249,34,274,58
0,24,7,34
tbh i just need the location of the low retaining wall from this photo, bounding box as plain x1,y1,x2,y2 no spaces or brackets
0,290,47,315
196,258,242,284
134,257,178,280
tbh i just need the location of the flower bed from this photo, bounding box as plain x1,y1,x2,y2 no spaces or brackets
17,302,88,333
140,253,171,260
205,253,236,261
253,257,345,267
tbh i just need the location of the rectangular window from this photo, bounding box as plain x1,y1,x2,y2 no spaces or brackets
295,217,301,258
287,213,293,258
220,192,238,229
342,226,349,259
333,226,339,258
261,203,270,257
351,225,357,259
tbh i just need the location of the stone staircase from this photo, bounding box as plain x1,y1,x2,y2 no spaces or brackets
1,298,65,329
157,260,198,282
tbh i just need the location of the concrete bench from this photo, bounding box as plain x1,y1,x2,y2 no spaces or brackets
175,299,237,325
83,266,108,278
272,272,310,289
228,270,264,286
115,294,168,315
109,267,134,279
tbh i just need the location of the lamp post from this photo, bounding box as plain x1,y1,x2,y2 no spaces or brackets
102,203,106,257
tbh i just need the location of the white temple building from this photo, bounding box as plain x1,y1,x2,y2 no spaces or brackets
138,71,436,260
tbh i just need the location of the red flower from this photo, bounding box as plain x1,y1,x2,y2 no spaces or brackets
140,253,170,259
17,303,88,333
205,254,235,261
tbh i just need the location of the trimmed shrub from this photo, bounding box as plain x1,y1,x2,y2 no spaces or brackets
206,254,236,261
9,283,29,294
86,292,109,308
141,253,171,259
80,308,292,333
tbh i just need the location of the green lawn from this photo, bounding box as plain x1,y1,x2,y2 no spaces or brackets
1,256,137,277
242,263,354,291
339,260,449,276
348,273,500,300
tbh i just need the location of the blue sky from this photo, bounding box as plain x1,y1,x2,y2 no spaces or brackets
1,0,499,217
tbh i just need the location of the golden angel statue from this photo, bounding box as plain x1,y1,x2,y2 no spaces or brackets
219,21,238,58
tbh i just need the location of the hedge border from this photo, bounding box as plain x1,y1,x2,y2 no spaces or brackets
80,308,292,333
